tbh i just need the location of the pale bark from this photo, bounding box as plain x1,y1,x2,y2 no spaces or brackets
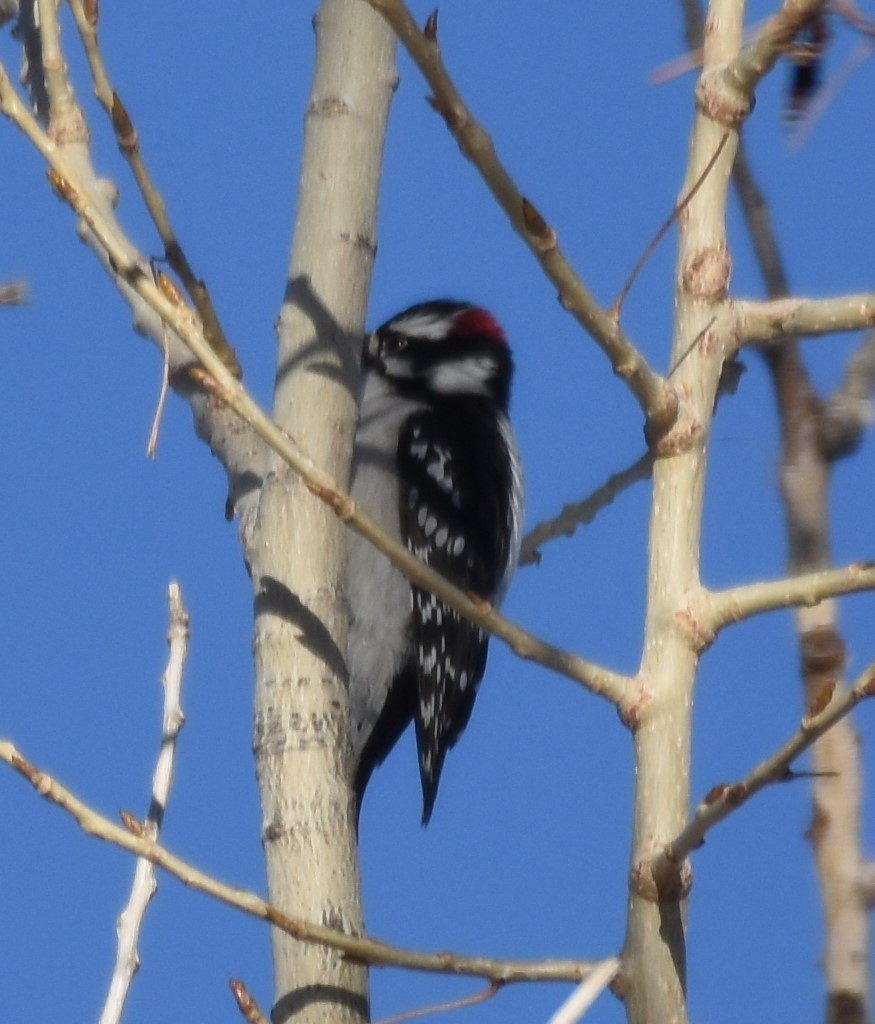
245,3,396,1021
621,3,745,1019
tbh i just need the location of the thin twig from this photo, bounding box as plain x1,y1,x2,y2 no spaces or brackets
98,583,189,1024
519,452,654,567
652,657,875,887
650,18,770,84
546,958,621,1024
375,981,502,1024
820,328,875,457
730,132,789,297
146,314,171,459
610,133,729,320
67,0,241,377
0,737,602,985
361,0,678,437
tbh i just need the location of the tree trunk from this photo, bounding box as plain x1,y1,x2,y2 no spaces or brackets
247,4,396,1021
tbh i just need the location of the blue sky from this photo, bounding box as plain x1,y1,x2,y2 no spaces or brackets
2,2,875,1022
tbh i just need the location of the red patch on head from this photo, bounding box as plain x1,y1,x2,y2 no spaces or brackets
452,307,506,343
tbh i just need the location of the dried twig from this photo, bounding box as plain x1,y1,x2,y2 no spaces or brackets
374,981,502,1024
67,0,241,377
519,452,654,567
611,133,730,320
98,583,189,1024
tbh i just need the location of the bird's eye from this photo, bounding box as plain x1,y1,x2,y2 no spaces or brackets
388,334,407,353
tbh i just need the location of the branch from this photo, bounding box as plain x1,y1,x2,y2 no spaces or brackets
360,0,678,436
0,738,603,985
519,452,653,567
545,958,621,1024
652,658,875,887
730,132,789,297
0,43,263,517
374,981,501,1024
819,328,875,459
66,0,241,377
703,562,875,635
723,0,827,103
611,132,730,320
734,294,875,346
99,583,189,1024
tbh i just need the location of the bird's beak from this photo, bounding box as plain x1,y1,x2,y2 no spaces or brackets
363,330,381,365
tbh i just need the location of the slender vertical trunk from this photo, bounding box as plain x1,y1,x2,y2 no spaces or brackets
622,4,742,1019
245,4,396,1021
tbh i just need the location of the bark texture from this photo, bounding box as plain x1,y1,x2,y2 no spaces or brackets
246,4,396,1021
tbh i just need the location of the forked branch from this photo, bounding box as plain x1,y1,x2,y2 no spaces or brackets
652,657,875,887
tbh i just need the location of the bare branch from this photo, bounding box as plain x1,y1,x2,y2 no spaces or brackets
98,583,189,1024
36,0,76,121
360,0,678,436
730,134,789,297
146,314,171,459
735,294,875,346
67,0,241,377
703,563,875,635
546,958,621,1024
611,133,730,320
724,0,827,103
652,658,875,888
0,51,263,516
374,981,502,1024
0,737,604,985
519,452,653,567
819,329,875,458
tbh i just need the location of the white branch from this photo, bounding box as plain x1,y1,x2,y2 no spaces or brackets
704,562,875,635
98,583,189,1024
546,958,621,1024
